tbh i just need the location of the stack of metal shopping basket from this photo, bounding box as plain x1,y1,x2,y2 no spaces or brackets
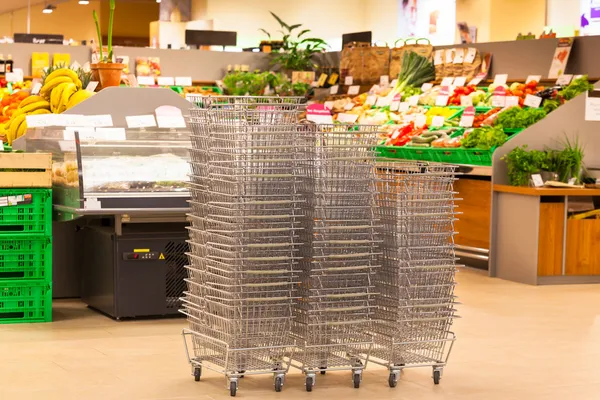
371,162,459,388
291,124,380,392
182,96,306,396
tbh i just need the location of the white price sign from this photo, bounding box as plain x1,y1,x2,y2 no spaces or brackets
323,101,335,110
408,95,419,106
415,114,427,128
83,114,113,127
398,102,410,112
330,85,339,95
531,174,545,187
505,96,520,107
366,95,377,106
421,82,433,91
389,100,400,112
431,116,445,127
526,75,541,84
157,76,175,86
435,95,449,107
440,77,454,87
347,85,360,95
493,74,508,86
126,115,157,128
344,102,355,111
524,94,542,108
460,96,473,106
376,96,391,107
453,77,467,87
344,76,354,85
95,127,127,141
556,74,573,86
337,113,359,123
175,77,193,86
379,75,389,86
491,96,506,107
137,76,155,85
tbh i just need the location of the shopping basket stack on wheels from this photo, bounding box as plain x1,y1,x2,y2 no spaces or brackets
182,96,306,396
372,162,460,388
291,124,381,392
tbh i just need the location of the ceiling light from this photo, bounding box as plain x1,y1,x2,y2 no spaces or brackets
79,0,89,4
42,4,55,13
156,0,161,3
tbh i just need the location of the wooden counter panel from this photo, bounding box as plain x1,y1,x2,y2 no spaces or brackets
494,184,600,197
537,203,564,276
566,219,600,275
454,178,491,249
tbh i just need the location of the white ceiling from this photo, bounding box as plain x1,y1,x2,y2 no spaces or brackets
0,0,157,15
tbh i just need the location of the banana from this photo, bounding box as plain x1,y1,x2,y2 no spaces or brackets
44,68,82,90
16,120,27,140
40,76,72,99
57,83,77,114
7,114,26,145
18,95,45,109
51,82,70,113
29,109,51,115
66,89,94,110
19,100,51,115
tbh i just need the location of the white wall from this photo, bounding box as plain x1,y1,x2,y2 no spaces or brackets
546,0,580,36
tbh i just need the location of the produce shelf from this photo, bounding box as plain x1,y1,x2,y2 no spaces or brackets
0,189,52,236
0,236,52,280
0,280,52,324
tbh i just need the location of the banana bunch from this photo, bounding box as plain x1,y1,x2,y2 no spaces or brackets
40,68,83,113
4,95,51,145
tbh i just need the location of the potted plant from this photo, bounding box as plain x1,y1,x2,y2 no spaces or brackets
260,12,327,81
91,0,124,88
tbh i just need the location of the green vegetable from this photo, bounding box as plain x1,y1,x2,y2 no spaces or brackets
560,75,594,101
460,126,507,150
551,136,584,183
542,99,560,113
390,52,435,98
401,85,422,101
502,145,549,186
494,107,547,129
222,71,293,96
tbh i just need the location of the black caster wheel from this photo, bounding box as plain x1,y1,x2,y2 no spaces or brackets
320,368,326,375
388,373,398,388
238,370,245,378
230,381,237,397
274,376,283,392
433,370,441,385
306,376,314,392
353,373,361,389
193,367,201,382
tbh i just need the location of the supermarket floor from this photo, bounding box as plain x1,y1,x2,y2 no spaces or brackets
1,268,600,400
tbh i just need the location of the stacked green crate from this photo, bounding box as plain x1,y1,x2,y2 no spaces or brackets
0,188,53,324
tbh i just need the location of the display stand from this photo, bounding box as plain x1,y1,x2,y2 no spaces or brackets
490,83,600,285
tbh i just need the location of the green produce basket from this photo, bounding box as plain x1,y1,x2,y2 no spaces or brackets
0,189,52,236
504,128,525,136
0,236,52,280
429,147,469,164
375,145,408,160
0,280,52,324
401,146,436,162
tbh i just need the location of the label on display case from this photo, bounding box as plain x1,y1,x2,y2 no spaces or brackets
376,96,391,107
415,114,427,128
337,113,359,123
323,101,335,110
524,94,542,108
526,75,541,84
453,77,467,87
344,102,355,111
83,114,113,127
380,75,389,87
555,74,573,86
95,127,127,141
347,85,360,95
493,74,508,86
137,76,155,86
408,95,419,106
431,116,445,127
329,85,339,95
398,102,410,112
460,95,473,106
126,115,157,128
365,95,377,106
505,96,520,107
344,76,353,85
306,103,333,124
440,77,454,87
584,90,600,121
421,82,433,91
175,77,193,87
155,106,186,128
157,77,175,86
459,106,475,127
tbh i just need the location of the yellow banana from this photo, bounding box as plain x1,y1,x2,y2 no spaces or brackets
57,83,77,114
44,68,82,89
7,114,26,145
16,120,28,139
19,100,51,115
66,89,94,110
40,76,72,99
51,82,70,113
18,95,45,109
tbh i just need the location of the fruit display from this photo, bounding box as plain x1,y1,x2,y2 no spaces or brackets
0,66,95,145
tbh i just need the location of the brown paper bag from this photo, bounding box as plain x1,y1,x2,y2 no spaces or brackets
461,47,482,81
390,39,407,80
340,42,369,84
361,44,390,84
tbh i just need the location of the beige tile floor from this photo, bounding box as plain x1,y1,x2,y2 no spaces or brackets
1,267,600,400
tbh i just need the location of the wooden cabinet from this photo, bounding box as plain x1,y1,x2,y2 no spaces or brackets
454,178,491,250
537,203,564,276
566,219,600,275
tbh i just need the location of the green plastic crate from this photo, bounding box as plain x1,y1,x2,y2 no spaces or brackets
430,147,469,164
402,146,436,162
0,280,52,324
0,236,52,280
0,189,52,236
464,147,497,166
375,145,408,159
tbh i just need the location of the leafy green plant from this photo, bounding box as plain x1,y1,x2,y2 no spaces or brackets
92,0,116,62
222,71,298,96
261,12,327,71
460,126,507,150
495,107,547,129
502,145,549,186
554,136,584,183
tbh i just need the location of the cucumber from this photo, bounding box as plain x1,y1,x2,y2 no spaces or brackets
409,143,431,147
412,135,436,144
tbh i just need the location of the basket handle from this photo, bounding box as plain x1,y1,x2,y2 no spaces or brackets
373,40,389,48
416,38,431,45
404,37,417,45
393,38,405,48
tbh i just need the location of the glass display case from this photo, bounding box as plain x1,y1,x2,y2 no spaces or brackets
24,127,191,218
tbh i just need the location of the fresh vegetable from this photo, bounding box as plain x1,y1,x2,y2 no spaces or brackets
424,107,457,125
494,106,547,129
550,136,584,184
542,99,560,113
401,85,422,101
460,126,507,150
383,122,426,146
390,52,435,98
473,108,501,127
447,86,476,106
502,145,550,186
559,75,594,101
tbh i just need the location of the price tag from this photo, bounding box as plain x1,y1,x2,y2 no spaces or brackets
574,74,584,81
421,82,433,91
369,84,381,94
366,95,377,106
126,115,157,128
175,77,193,86
86,81,99,92
344,102,355,111
460,96,473,106
344,76,353,85
317,73,328,87
435,95,449,106
376,96,391,107
434,50,444,65
156,115,186,128
30,81,42,95
389,100,400,111
408,95,419,106
505,96,520,107
585,90,600,121
445,50,455,63
337,113,359,123
26,114,58,128
531,174,545,187
431,116,445,127
491,96,506,107
441,77,454,87
95,127,127,141
310,81,319,88
56,114,87,127
459,106,475,127
464,48,477,63
404,114,416,123
524,94,542,108
5,70,24,83
568,177,576,185
380,75,389,86
58,140,77,152
398,102,410,112
493,74,508,86
324,101,335,110
415,114,427,128
556,74,573,86
453,50,465,64
330,85,339,95
306,104,333,124
347,85,360,95
526,75,541,84
137,76,155,86
468,72,487,86
157,76,175,86
390,79,398,87
84,114,113,127
453,77,467,87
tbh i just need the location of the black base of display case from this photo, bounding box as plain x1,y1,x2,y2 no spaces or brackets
81,221,188,319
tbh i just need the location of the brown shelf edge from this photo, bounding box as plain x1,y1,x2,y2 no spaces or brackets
494,184,600,196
